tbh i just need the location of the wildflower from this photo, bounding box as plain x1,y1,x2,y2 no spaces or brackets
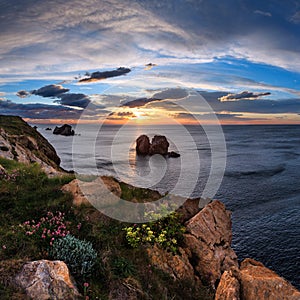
84,282,89,287
2,245,6,250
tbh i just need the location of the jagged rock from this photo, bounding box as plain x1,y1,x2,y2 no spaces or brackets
53,124,75,136
176,198,201,222
215,269,240,300
45,127,52,131
168,151,180,158
147,245,195,281
150,135,169,155
136,135,150,155
15,260,81,300
62,176,122,207
239,258,300,300
183,200,238,287
0,116,62,175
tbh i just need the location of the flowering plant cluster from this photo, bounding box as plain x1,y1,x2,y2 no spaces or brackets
22,211,71,246
124,211,185,254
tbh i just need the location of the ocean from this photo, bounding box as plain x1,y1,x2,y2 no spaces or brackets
37,124,300,288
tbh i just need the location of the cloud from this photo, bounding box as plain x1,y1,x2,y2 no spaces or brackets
31,84,70,97
0,100,81,120
54,93,91,108
107,111,136,120
122,88,189,108
79,67,131,83
218,91,271,102
290,11,300,24
16,90,31,98
254,10,272,17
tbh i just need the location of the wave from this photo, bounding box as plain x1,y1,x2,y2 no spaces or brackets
225,165,286,178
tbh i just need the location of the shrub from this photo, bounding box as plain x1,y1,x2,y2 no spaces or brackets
111,256,136,278
49,235,97,278
124,210,185,254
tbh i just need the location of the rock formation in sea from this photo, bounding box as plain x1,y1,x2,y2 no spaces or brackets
136,134,180,157
53,124,75,136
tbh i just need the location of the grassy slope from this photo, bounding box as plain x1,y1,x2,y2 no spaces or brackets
0,158,213,300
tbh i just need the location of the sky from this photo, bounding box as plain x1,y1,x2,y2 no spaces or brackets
1,0,300,125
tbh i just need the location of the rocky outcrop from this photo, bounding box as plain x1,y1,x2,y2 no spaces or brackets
150,135,169,155
184,200,238,287
215,259,300,300
62,176,122,207
148,200,238,289
136,134,150,155
53,124,75,136
15,260,81,300
0,115,62,175
215,269,240,300
135,134,180,157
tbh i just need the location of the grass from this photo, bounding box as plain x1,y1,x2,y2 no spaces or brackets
0,157,213,300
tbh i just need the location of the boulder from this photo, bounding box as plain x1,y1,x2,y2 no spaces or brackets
215,269,240,300
136,134,150,155
45,127,52,131
150,135,169,155
183,200,238,287
15,260,81,300
53,124,75,136
239,258,300,300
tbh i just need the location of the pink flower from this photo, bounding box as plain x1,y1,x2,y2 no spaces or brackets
2,245,6,250
84,282,89,287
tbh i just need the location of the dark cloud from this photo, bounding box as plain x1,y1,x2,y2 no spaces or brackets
16,90,31,98
55,93,91,108
0,100,81,119
172,112,246,121
79,67,131,83
122,97,159,108
107,111,136,120
218,91,271,102
31,84,69,97
200,91,300,114
122,88,189,108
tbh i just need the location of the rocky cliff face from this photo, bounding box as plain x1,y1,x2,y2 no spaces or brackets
0,115,62,175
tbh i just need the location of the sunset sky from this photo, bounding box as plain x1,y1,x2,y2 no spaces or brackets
1,0,300,124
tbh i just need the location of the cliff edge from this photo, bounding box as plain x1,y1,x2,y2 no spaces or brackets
0,115,62,175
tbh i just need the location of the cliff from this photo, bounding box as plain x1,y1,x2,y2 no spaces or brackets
0,115,62,175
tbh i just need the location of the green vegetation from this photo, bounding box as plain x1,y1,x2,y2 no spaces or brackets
50,235,97,279
0,157,213,299
124,210,186,254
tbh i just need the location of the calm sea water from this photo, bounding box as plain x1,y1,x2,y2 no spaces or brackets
37,124,300,288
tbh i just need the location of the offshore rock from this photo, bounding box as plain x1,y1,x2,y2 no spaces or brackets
136,134,150,155
53,124,75,136
150,135,169,155
15,260,81,300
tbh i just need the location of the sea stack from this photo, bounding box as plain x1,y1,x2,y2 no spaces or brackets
136,134,180,157
53,124,75,136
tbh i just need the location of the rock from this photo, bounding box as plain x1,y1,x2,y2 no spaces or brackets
45,127,52,131
15,260,81,300
62,176,122,207
215,269,240,300
183,200,238,287
53,124,75,136
147,245,195,281
168,151,180,158
176,198,201,222
136,135,150,155
239,258,300,300
150,135,169,155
